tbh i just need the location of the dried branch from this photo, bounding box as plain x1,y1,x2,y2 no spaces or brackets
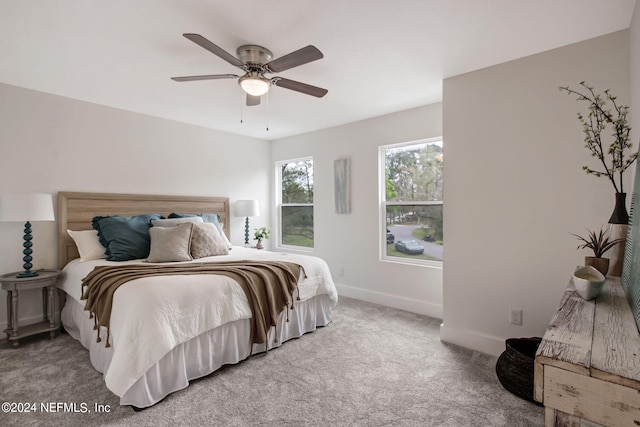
559,82,637,194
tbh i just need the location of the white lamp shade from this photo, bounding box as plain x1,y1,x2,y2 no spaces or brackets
235,200,260,217
0,193,55,222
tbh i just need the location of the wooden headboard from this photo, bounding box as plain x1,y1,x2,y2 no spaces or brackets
58,192,230,269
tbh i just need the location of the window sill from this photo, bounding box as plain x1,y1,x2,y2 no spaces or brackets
381,256,443,269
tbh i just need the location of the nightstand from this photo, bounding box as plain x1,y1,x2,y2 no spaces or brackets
1,269,61,348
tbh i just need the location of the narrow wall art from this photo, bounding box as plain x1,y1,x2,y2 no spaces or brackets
334,158,351,214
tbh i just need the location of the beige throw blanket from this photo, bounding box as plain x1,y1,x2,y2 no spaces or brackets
81,260,305,348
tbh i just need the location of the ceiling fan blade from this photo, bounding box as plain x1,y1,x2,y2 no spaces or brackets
171,74,238,82
183,33,244,68
246,94,261,106
265,45,323,73
272,77,328,98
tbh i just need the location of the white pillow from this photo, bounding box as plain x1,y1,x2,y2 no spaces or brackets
67,229,107,262
218,222,232,249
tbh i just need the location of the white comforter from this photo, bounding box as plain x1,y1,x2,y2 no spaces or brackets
58,247,338,398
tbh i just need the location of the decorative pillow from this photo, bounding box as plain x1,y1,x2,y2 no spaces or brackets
168,212,232,249
67,229,107,262
151,216,204,227
190,222,229,258
147,223,193,263
92,213,163,261
216,222,232,250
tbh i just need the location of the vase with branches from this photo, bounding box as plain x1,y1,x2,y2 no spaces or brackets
560,82,637,276
559,82,637,223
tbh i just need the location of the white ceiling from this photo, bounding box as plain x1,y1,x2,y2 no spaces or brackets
0,1,635,140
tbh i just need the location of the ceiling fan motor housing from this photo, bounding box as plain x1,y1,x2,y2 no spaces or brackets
236,45,273,67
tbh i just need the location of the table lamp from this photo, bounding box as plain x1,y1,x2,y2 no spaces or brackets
0,193,55,277
235,200,260,246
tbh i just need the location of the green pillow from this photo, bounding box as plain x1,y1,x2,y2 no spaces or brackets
92,214,163,261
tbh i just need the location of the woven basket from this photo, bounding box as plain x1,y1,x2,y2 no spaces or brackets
495,337,542,405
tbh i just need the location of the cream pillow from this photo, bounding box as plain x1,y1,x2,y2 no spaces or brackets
191,222,229,258
147,223,193,263
67,229,107,262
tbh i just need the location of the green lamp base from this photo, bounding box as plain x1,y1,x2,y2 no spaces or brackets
16,221,39,278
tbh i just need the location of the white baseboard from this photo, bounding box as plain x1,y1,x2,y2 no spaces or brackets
439,322,505,357
335,283,443,319
334,284,507,357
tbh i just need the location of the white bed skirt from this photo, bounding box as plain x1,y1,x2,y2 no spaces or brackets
61,294,332,408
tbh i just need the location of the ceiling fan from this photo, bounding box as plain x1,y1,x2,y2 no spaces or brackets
171,33,328,106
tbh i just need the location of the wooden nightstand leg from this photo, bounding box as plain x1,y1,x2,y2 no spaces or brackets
48,286,55,335
42,287,48,321
11,290,18,336
11,289,19,347
5,290,11,331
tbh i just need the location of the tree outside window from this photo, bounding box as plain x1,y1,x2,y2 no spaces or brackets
278,158,314,248
382,139,443,263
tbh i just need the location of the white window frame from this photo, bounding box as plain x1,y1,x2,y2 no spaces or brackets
275,156,314,252
379,137,443,268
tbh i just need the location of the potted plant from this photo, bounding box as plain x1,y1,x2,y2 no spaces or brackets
253,226,270,250
570,227,625,275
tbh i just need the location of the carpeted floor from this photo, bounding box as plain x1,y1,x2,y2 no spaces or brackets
0,297,543,426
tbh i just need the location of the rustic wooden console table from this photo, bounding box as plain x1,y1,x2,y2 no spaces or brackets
534,276,640,426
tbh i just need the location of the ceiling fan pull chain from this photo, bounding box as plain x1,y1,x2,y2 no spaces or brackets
239,89,244,123
266,91,269,131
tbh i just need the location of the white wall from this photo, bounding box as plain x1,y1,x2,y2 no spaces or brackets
0,83,270,331
632,1,640,139
441,30,631,356
271,104,444,317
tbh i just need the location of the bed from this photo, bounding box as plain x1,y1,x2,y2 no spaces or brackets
56,192,338,408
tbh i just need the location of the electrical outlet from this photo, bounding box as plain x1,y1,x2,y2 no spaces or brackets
509,308,523,326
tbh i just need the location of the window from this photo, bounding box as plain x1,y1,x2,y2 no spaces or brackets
381,138,443,264
277,157,314,248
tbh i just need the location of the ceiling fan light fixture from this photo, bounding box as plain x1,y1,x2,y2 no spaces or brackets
239,76,270,96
